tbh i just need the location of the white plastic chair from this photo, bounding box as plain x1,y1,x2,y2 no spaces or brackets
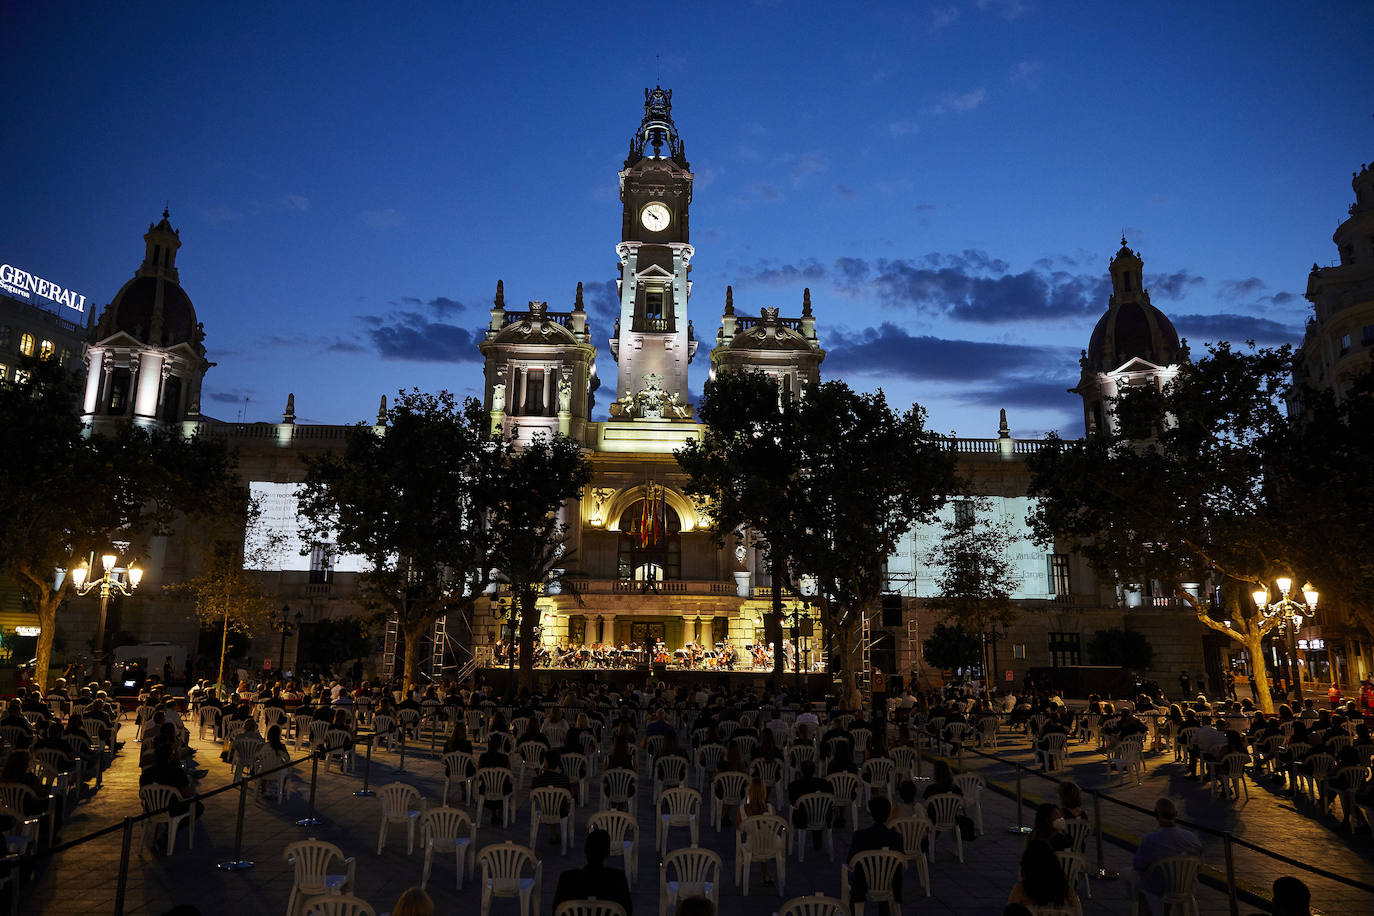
601,767,639,818
1056,848,1091,904
952,772,985,835
474,767,517,828
1133,854,1200,916
478,841,542,916
138,785,195,856
777,893,847,916
285,838,356,916
553,900,626,916
564,752,592,805
657,786,702,854
1038,733,1069,772
372,715,397,752
861,757,895,803
529,786,575,855
659,846,722,916
588,809,640,886
791,791,835,862
735,813,788,896
420,806,476,891
442,751,475,805
841,848,905,916
654,756,690,803
231,735,265,782
376,782,425,855
828,772,862,831
785,744,816,784
255,745,292,804
325,729,355,774
197,705,222,740
711,771,750,831
925,793,964,863
696,744,727,789
517,741,548,790
301,895,375,916
889,815,932,897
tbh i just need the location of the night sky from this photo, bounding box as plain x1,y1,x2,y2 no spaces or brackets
3,2,1370,437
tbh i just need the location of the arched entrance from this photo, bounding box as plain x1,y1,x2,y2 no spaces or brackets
617,498,682,581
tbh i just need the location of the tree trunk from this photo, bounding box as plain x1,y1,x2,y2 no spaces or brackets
833,608,862,710
1244,628,1275,714
516,586,537,691
401,622,425,695
768,553,786,689
34,595,60,693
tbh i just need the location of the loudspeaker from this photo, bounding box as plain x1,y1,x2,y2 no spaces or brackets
881,594,903,627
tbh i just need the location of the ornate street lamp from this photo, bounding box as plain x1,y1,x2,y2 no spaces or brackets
69,547,142,678
275,605,304,675
1252,577,1318,702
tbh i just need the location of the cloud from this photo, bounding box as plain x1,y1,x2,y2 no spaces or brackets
581,279,620,332
1009,61,1041,86
732,259,827,287
835,184,859,199
962,379,1080,412
207,390,253,404
930,87,987,114
977,0,1028,20
737,183,781,202
825,322,1073,383
788,151,829,185
1146,269,1206,300
284,193,310,211
928,5,960,32
888,120,920,137
360,311,484,362
1219,277,1266,300
1171,313,1300,346
202,207,242,225
834,251,1107,323
358,208,405,230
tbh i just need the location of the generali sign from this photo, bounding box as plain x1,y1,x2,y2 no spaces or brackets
0,262,87,312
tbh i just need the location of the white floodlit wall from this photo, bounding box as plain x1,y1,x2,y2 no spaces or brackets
884,495,1055,599
243,481,367,572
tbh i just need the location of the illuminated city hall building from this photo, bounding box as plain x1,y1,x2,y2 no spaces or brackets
10,89,1367,692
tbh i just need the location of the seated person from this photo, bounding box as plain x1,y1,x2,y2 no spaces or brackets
1007,840,1078,912
848,797,904,907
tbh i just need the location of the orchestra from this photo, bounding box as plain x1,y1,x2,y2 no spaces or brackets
490,636,823,672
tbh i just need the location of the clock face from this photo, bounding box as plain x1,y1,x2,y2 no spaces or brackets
640,202,671,232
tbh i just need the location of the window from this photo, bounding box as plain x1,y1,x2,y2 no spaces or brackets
953,500,974,526
0,363,8,381
1048,554,1071,597
617,498,682,581
309,543,335,584
1123,273,1133,293
523,368,546,415
644,289,664,319
59,348,71,367
18,333,34,357
39,339,54,360
160,375,183,422
1363,325,1374,347
1048,631,1081,667
1340,334,1352,355
107,368,132,412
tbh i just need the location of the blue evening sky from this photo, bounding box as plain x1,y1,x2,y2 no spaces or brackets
3,1,1370,437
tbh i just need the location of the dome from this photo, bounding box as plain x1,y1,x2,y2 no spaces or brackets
103,275,199,347
1086,299,1181,372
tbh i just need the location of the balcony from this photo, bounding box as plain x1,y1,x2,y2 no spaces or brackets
631,317,675,333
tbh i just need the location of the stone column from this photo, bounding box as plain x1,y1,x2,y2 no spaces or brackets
134,351,163,418
603,613,617,646
82,349,103,415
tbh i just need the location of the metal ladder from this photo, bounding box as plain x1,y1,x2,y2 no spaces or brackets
858,607,873,701
906,615,920,684
381,616,399,681
429,615,447,679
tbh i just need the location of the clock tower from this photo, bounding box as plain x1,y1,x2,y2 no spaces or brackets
608,87,698,418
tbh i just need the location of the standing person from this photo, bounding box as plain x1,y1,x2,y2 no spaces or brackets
1178,671,1191,699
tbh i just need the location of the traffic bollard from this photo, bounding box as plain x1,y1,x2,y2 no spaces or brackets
1007,765,1033,834
354,736,375,797
218,778,255,870
114,815,134,916
1090,790,1119,880
297,753,323,827
396,729,408,775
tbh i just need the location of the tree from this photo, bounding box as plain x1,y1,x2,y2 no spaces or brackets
1086,628,1154,670
676,370,808,682
925,494,1022,692
0,356,237,691
1027,343,1297,712
923,623,982,673
788,382,957,708
165,495,281,691
298,390,499,690
300,616,375,675
487,433,591,688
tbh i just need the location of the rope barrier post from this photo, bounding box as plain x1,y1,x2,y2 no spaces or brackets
296,752,323,827
396,728,408,775
1090,789,1119,880
217,778,255,870
113,815,134,916
1224,833,1240,916
354,735,375,797
1006,764,1033,834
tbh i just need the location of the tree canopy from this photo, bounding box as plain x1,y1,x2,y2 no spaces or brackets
0,356,237,690
1026,342,1302,710
677,370,956,703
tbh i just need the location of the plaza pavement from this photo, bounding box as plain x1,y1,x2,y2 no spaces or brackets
16,714,1374,916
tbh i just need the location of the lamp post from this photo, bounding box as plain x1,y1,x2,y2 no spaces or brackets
69,548,142,680
983,620,1009,699
275,605,304,675
1252,577,1318,703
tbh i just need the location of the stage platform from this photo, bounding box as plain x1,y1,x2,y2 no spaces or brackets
473,665,831,695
